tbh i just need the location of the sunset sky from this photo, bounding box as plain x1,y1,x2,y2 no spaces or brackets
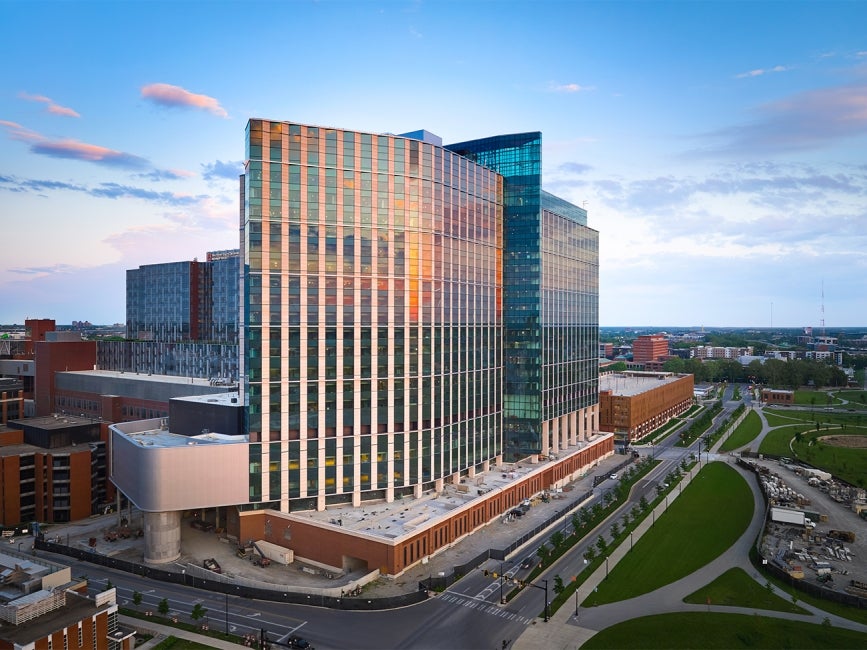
2,0,866,327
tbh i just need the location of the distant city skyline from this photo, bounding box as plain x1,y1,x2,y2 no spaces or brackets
2,1,866,327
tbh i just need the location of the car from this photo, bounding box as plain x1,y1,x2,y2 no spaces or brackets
609,473,618,480
510,508,524,517
520,556,535,570
287,636,312,649
203,557,222,574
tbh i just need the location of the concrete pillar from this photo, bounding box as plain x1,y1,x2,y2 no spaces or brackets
560,415,568,451
143,510,181,564
578,408,585,442
541,420,550,456
550,419,559,454
570,411,578,446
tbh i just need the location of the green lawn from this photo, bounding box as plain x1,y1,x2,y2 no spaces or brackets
757,425,815,457
719,410,762,452
755,408,867,485
581,612,867,649
834,389,867,407
762,410,804,427
582,462,753,607
791,431,867,488
794,390,837,406
683,567,808,613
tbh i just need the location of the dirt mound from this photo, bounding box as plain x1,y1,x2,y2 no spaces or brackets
818,434,867,449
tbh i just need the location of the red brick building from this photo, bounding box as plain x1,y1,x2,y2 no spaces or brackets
0,416,108,526
599,372,694,443
761,389,794,406
632,334,669,365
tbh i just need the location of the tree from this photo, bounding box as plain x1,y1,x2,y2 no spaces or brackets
191,603,208,621
639,495,649,512
553,575,564,595
571,512,581,535
536,543,550,566
158,598,169,617
621,512,631,528
584,546,596,562
550,531,564,550
132,591,142,607
603,490,614,505
595,535,608,554
631,505,641,521
610,522,621,539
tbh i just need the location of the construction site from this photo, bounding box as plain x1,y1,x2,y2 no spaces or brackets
753,457,867,602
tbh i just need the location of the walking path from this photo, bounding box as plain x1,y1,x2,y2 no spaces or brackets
512,454,867,650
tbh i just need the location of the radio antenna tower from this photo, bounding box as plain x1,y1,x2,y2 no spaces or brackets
820,280,825,336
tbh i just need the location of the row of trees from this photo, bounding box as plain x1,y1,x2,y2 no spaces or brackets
662,356,849,389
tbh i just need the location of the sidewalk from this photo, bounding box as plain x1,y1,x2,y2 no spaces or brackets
512,462,700,650
511,458,867,649
120,614,241,649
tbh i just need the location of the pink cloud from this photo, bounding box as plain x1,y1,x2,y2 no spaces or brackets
32,139,149,168
0,120,149,168
18,92,81,118
141,83,228,118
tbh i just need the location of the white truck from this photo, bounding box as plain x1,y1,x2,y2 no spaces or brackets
770,506,814,528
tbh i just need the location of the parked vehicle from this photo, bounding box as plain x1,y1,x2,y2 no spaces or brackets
203,557,222,574
287,635,312,649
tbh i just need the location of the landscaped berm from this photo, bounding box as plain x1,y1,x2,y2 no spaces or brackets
582,461,754,607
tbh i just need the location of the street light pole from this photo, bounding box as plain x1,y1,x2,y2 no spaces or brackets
544,579,549,623
225,592,229,635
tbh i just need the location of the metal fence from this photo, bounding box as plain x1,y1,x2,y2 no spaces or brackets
35,538,425,611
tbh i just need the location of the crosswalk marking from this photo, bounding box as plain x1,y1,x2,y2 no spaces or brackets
439,591,532,625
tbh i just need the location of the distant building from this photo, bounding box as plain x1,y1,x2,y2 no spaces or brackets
0,379,25,425
95,339,238,382
598,371,694,444
632,334,669,365
599,342,613,359
691,345,753,359
125,250,239,344
53,370,236,423
762,389,794,406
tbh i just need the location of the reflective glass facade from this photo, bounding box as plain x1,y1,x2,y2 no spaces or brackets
126,252,240,344
243,121,503,510
446,136,599,461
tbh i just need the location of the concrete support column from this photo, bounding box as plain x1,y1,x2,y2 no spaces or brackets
143,510,181,564
550,419,559,455
570,411,578,447
541,420,550,456
559,414,568,451
578,408,586,443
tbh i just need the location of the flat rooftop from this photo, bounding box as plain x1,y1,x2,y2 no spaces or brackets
8,414,97,430
293,436,609,542
123,429,245,449
64,369,228,388
600,372,685,397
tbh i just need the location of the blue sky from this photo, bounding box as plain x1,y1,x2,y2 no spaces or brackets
2,0,866,327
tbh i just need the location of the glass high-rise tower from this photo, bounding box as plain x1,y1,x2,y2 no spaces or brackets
447,134,599,462
242,121,598,513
